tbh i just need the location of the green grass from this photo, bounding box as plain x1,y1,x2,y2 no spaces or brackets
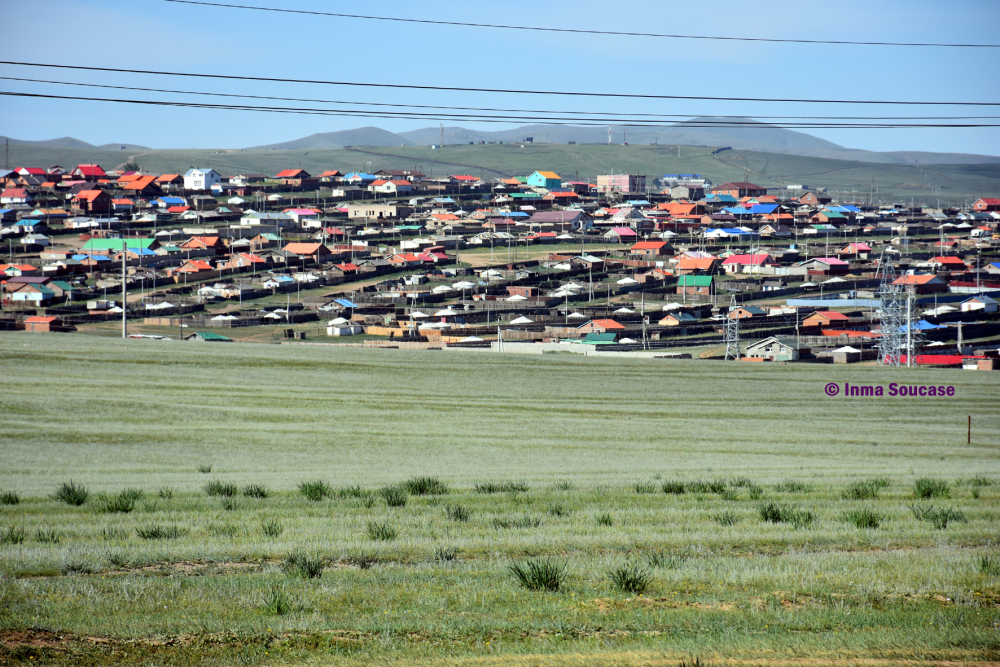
909,503,968,529
508,558,566,592
52,480,89,506
842,479,882,500
284,551,325,579
298,479,332,501
403,476,449,496
202,479,238,497
843,507,884,529
380,485,408,507
241,483,269,498
608,562,653,594
914,477,950,499
475,481,530,494
0,333,999,665
365,521,398,541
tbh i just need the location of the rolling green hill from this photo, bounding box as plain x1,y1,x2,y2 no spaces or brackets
5,141,998,204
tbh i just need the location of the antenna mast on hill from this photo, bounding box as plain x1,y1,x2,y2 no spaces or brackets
440,124,444,148
724,294,741,361
874,251,906,366
608,126,612,146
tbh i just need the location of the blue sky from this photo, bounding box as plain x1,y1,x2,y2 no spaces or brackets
1,0,998,155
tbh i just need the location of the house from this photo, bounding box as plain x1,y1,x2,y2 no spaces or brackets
659,311,698,326
745,336,811,361
274,169,312,186
374,169,424,182
156,174,184,191
794,191,832,205
183,168,222,191
219,252,268,271
121,175,161,197
576,319,626,334
802,311,851,327
72,190,113,215
181,236,227,255
603,227,638,242
797,257,850,275
985,262,1000,275
23,315,71,332
972,198,1000,212
71,164,106,181
960,295,998,313
347,204,414,220
528,210,591,231
759,223,793,238
729,305,767,319
369,179,413,195
0,188,32,205
596,174,645,193
5,282,56,305
721,254,775,274
451,174,479,186
112,198,135,214
676,275,714,296
841,242,872,257
711,182,767,198
241,210,294,227
811,210,846,224
893,274,948,294
526,171,562,189
675,258,719,275
669,184,705,200
629,241,672,258
929,256,967,271
282,242,333,263
284,209,321,226
170,259,215,280
1,264,42,277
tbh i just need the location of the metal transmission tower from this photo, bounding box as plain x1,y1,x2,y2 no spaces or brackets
724,295,741,360
874,251,907,366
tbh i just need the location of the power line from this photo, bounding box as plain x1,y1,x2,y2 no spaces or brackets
160,0,1000,49
4,91,998,129
5,76,998,122
3,61,998,107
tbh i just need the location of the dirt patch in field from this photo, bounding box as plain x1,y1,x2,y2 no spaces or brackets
592,596,739,612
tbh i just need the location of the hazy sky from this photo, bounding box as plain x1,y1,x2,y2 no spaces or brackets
2,0,998,155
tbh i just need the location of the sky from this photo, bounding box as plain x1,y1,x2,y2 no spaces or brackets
1,0,999,155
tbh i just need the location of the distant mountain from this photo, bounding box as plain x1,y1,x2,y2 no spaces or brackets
249,127,410,150
398,119,849,153
393,119,999,165
0,136,149,150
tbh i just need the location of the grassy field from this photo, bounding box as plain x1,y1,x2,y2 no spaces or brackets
6,142,998,205
1,332,999,666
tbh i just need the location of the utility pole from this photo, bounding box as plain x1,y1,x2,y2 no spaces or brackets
122,241,128,339
906,290,913,367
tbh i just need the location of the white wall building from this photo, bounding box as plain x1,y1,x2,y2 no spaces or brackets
184,168,222,191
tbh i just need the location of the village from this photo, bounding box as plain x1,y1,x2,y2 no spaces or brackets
1,163,999,368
